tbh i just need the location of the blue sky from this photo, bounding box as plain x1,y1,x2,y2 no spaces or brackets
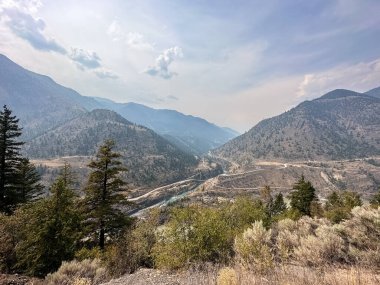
0,0,380,132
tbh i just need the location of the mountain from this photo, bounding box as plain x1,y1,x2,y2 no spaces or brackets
366,86,380,99
92,97,239,155
0,54,237,153
213,89,380,165
24,109,198,186
0,54,102,139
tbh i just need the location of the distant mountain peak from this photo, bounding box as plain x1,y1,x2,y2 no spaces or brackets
315,89,364,100
365,86,380,99
213,87,380,164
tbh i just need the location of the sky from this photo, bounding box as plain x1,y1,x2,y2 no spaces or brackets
0,0,380,132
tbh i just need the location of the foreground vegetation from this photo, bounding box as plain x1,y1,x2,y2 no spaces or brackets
1,106,379,285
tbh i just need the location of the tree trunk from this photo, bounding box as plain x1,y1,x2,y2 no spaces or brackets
99,220,105,250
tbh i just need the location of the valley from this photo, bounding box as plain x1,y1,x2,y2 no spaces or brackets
1,2,380,284
32,154,380,218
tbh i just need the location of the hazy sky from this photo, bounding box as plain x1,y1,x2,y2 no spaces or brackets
1,0,380,132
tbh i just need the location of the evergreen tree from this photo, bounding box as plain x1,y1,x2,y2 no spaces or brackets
289,175,317,216
0,105,24,213
324,191,362,223
15,158,44,204
82,140,129,250
260,186,287,217
269,193,287,216
15,164,81,276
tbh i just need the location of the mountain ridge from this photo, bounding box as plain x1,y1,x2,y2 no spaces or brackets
213,88,380,165
0,54,238,153
92,97,239,155
24,109,198,187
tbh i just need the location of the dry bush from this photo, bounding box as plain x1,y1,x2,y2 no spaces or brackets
217,267,238,285
72,278,92,285
275,217,327,261
275,218,300,261
45,259,109,285
294,224,346,266
234,221,274,272
339,206,380,266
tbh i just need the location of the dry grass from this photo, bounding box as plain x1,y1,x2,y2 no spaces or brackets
182,265,380,285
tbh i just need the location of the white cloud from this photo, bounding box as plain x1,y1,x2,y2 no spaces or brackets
0,0,42,14
69,47,101,69
1,7,66,54
107,20,124,41
107,20,153,50
144,46,183,79
94,68,118,79
297,58,380,99
126,32,153,50
69,48,119,80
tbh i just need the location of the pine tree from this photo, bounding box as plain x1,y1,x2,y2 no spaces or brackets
15,158,44,204
15,164,81,276
289,175,317,216
270,193,287,216
83,140,129,250
0,105,24,213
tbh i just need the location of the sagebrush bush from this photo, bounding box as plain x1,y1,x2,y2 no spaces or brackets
45,259,109,285
340,206,380,266
234,221,274,272
275,219,300,261
274,217,324,261
294,224,346,266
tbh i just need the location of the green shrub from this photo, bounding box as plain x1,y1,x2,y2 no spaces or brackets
324,191,362,223
104,209,159,276
75,247,103,261
222,197,270,232
0,213,20,273
152,206,233,269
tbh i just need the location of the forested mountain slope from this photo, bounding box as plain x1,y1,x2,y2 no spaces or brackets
25,109,198,186
213,89,380,165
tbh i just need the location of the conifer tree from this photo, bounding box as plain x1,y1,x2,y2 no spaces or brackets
289,175,317,216
15,164,81,276
83,140,129,250
270,193,287,216
0,105,24,213
15,158,44,204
